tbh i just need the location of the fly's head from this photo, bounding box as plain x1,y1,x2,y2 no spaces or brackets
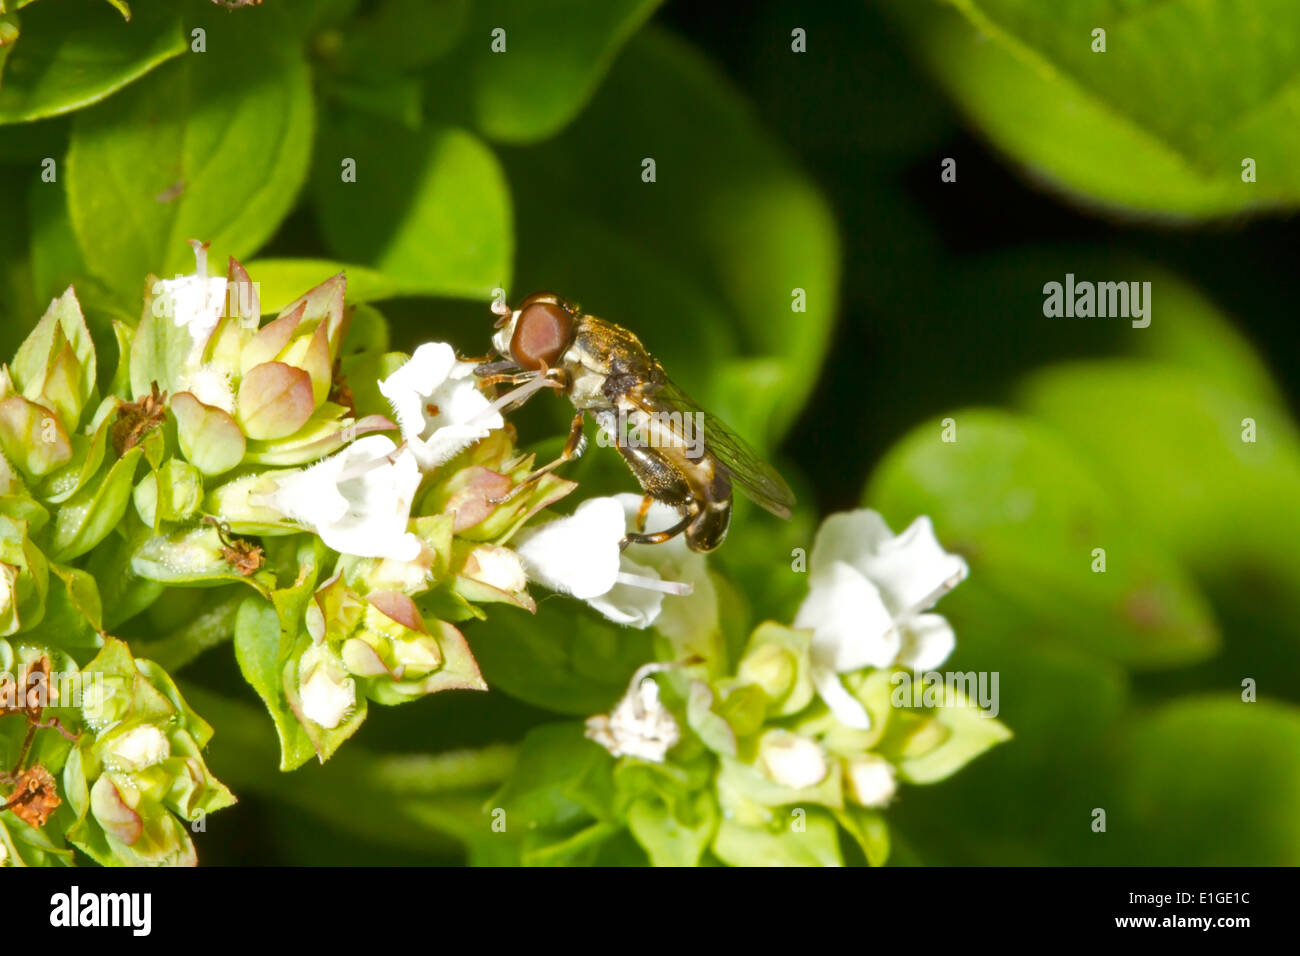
491,292,580,371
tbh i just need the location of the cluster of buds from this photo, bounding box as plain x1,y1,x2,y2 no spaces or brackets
542,509,1012,866
1,242,709,862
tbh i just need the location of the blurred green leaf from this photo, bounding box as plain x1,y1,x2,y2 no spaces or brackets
65,14,313,298
327,0,467,77
243,259,418,314
489,722,614,829
713,810,842,867
467,603,653,715
1114,696,1300,864
311,109,511,299
880,0,1297,217
1017,361,1300,634
503,28,839,447
423,0,661,143
0,0,184,125
866,410,1219,668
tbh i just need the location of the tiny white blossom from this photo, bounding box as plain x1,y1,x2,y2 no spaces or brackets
585,664,680,762
152,241,237,410
462,545,528,593
794,510,967,729
298,643,356,730
758,730,828,789
844,753,897,808
514,496,690,628
268,435,422,560
186,363,236,414
378,342,503,470
109,724,171,771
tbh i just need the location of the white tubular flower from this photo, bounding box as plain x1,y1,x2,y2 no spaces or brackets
585,664,681,762
108,725,170,772
298,643,356,730
157,240,227,346
378,342,504,470
844,754,897,808
513,497,691,628
794,510,967,730
758,730,829,789
268,435,422,561
153,241,236,410
614,493,718,644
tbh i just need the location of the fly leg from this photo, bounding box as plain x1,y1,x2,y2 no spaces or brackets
489,411,587,505
635,494,655,532
621,499,697,549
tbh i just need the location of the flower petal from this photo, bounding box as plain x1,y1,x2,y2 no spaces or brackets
378,342,457,443
271,436,422,560
808,510,896,583
810,664,872,730
587,556,665,628
515,496,624,599
897,613,956,671
853,515,968,618
795,561,898,672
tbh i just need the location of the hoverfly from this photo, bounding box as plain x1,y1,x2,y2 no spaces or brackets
476,292,795,552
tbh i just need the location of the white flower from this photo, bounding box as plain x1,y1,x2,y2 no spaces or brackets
152,241,238,410
613,493,718,645
758,730,829,789
462,545,528,593
109,725,170,771
514,496,691,628
186,364,236,414
585,664,680,762
378,342,503,470
298,643,356,730
844,754,897,808
268,435,422,560
794,510,967,729
156,240,227,345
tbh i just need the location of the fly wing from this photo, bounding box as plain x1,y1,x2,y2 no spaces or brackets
646,375,796,520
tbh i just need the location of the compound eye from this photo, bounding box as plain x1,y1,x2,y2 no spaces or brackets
511,301,573,370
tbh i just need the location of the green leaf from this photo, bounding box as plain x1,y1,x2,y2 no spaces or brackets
311,110,511,299
501,28,838,445
467,603,653,715
625,790,717,867
835,806,890,867
0,0,184,124
1016,361,1300,633
894,696,1012,785
865,410,1220,668
11,285,96,419
65,14,314,299
1114,696,1300,865
233,595,317,772
489,722,615,829
328,0,468,77
880,0,1300,217
422,0,661,143
128,524,273,596
712,810,843,867
48,444,141,560
242,258,410,314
